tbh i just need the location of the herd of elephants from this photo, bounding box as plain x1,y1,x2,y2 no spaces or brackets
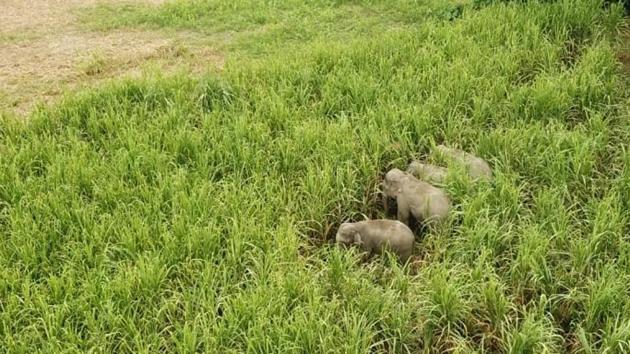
335,145,493,262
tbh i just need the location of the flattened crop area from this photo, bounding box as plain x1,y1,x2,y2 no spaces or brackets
0,0,221,114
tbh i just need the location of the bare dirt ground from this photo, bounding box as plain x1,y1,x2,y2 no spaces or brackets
0,0,223,115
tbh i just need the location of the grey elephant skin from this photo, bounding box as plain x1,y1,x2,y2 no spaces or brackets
336,220,414,262
382,168,451,226
436,145,493,181
407,161,448,184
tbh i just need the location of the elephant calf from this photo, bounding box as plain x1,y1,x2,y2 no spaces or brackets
407,161,448,184
336,220,414,262
436,145,493,181
382,168,451,226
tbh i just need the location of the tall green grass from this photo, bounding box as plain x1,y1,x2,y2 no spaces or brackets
80,0,469,56
2,0,629,352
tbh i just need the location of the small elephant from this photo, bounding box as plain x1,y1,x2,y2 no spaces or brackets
335,220,414,262
407,161,448,184
436,145,492,181
382,168,451,226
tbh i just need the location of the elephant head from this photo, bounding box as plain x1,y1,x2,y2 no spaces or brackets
382,168,406,198
335,223,363,246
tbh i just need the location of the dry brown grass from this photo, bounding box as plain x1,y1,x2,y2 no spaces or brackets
0,0,223,115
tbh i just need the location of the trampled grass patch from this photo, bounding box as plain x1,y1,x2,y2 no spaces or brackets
1,0,629,352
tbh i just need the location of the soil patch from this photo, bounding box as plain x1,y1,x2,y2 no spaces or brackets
0,0,222,115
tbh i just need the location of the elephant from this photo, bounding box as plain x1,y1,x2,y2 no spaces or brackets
335,219,414,262
381,168,451,226
436,145,493,181
407,161,448,184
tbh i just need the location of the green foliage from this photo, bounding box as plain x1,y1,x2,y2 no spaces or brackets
80,0,471,56
474,0,629,14
2,0,629,352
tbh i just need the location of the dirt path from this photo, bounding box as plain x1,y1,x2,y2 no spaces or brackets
0,0,222,115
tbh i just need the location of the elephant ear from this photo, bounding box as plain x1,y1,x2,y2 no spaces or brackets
353,231,363,246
